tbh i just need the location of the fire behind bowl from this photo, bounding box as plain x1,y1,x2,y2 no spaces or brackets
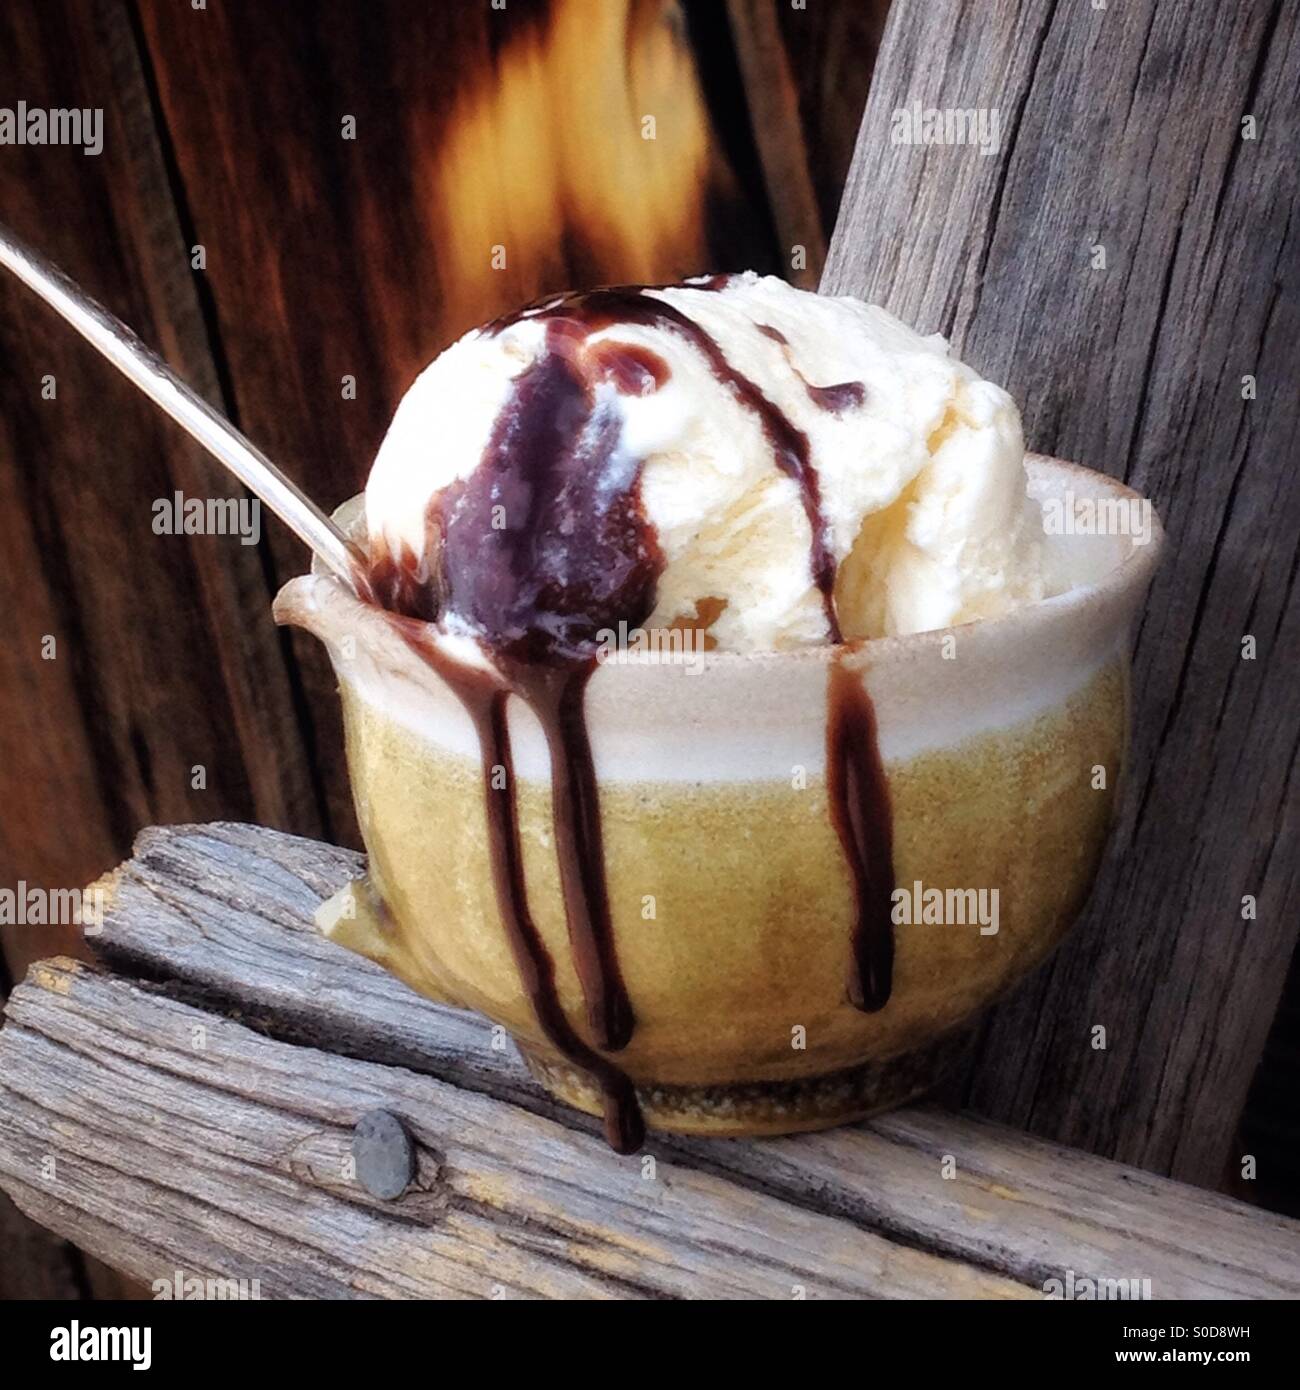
273,456,1163,1140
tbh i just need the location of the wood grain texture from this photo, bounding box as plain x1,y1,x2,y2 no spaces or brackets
0,0,324,979
822,0,1300,1188
771,0,891,241
0,957,1031,1300
725,0,829,285
1241,947,1300,1217
719,0,887,286
2,822,1293,1299
0,1,326,1297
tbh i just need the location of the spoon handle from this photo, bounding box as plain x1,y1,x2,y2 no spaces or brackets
0,221,366,596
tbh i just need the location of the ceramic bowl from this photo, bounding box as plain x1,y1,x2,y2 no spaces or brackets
274,455,1163,1138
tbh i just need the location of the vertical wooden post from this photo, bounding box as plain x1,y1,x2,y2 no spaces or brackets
0,0,331,1294
823,0,1299,1187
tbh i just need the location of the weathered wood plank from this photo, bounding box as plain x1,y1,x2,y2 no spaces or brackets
822,0,1300,1189
42,822,1299,1299
91,823,521,1101
0,959,1033,1300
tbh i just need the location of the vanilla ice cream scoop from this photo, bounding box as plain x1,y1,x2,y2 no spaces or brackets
365,272,1048,653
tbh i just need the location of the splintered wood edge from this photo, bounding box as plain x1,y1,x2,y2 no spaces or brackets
26,956,86,997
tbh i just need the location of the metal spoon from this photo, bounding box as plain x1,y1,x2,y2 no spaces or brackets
0,220,367,596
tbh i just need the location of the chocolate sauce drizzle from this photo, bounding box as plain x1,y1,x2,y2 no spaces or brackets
414,638,642,1153
370,278,895,1153
826,662,895,1011
757,322,867,416
518,288,841,633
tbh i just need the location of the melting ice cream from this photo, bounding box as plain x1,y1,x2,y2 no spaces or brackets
360,273,1052,1153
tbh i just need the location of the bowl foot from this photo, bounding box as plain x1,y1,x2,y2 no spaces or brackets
522,1028,975,1140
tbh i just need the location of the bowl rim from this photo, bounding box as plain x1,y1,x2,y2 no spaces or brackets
306,453,1164,671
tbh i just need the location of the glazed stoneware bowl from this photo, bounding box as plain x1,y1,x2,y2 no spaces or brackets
274,455,1162,1142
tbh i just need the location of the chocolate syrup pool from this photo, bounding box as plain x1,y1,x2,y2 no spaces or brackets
370,280,894,1153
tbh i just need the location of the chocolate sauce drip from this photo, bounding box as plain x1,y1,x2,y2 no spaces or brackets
826,661,896,1012
430,319,648,1073
753,303,881,1010
405,630,643,1152
806,380,866,414
370,311,654,1144
433,325,663,663
757,323,866,415
504,658,634,1051
500,289,840,637
370,538,437,621
587,340,670,396
365,279,898,1153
